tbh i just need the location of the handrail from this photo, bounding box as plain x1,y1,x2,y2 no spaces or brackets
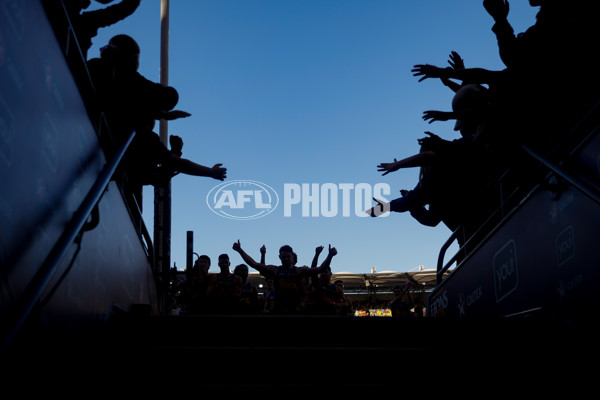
434,99,600,285
521,145,600,206
435,131,600,287
435,169,528,284
436,229,460,285
1,130,136,355
435,183,535,284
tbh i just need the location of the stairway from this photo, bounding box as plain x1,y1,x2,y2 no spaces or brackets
2,312,588,395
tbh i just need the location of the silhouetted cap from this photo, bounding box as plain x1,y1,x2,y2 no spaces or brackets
452,84,489,112
102,34,140,56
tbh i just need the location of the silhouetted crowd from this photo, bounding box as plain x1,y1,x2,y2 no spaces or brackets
367,0,600,251
170,245,426,317
65,0,227,212
171,243,354,316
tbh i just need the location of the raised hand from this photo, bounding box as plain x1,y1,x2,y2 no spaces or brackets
422,110,453,124
232,240,241,252
211,163,227,181
483,0,510,21
412,64,448,82
417,131,444,149
377,159,401,176
328,244,338,257
447,51,464,70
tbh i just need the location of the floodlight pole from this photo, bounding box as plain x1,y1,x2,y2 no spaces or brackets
154,0,171,314
186,231,193,281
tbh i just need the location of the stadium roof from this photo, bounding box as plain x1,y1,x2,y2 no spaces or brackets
331,270,440,288
247,269,444,289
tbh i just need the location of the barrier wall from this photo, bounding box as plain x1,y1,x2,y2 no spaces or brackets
0,0,157,326
428,138,600,324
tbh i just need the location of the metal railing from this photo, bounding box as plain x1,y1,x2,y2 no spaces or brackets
435,177,529,284
521,145,600,207
435,108,600,285
1,130,136,355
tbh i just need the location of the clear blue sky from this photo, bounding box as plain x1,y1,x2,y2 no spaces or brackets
87,0,538,274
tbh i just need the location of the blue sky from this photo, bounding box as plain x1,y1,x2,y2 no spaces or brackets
87,0,538,274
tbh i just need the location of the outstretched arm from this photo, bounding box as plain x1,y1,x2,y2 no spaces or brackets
422,106,491,126
315,245,338,273
311,246,324,269
84,0,141,29
483,0,510,23
232,240,277,276
260,245,266,264
377,151,437,176
483,0,521,67
412,65,501,86
298,245,338,276
167,157,227,181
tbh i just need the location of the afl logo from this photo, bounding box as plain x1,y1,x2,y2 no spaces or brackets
206,180,279,220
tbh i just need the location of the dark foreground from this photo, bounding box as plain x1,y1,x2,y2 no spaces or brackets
2,313,595,395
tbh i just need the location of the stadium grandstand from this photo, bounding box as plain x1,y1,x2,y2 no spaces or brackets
167,266,446,316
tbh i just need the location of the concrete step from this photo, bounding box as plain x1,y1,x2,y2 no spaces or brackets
3,314,589,395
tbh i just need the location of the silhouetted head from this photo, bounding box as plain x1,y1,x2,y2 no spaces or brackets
279,245,294,267
279,245,293,254
234,264,249,279
195,255,211,274
198,254,211,265
392,284,406,296
218,254,230,270
452,84,489,136
100,34,140,72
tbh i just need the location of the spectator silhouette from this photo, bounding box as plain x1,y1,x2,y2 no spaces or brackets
415,1,600,153
88,34,186,133
183,254,212,315
309,266,338,315
261,277,276,314
483,0,599,75
390,283,415,318
234,263,259,315
64,0,141,59
232,241,337,315
87,34,226,203
206,254,243,314
367,84,496,233
333,279,353,316
308,267,352,316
